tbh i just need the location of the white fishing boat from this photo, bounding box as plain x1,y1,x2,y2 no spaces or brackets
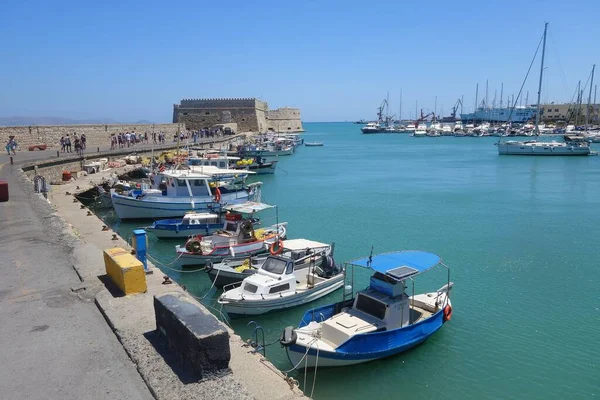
175,202,286,266
305,142,324,147
111,170,261,219
218,242,344,315
498,23,592,156
405,123,416,133
280,250,453,368
206,239,335,288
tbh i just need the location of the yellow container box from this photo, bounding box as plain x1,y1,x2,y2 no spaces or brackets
103,247,147,295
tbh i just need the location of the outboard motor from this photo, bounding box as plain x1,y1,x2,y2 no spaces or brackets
280,326,297,347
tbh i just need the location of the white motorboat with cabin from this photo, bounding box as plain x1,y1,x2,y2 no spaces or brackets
218,242,344,316
205,239,335,288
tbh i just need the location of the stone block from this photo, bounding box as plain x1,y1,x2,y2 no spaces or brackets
103,247,147,295
154,292,230,377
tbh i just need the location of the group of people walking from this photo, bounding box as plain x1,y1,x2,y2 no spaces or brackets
110,131,151,150
59,133,86,155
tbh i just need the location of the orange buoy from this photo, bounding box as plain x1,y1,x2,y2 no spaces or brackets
443,304,453,322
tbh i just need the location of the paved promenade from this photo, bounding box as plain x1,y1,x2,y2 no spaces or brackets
0,156,153,399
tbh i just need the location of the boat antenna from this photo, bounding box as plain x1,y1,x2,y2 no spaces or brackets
534,22,548,136
367,246,374,268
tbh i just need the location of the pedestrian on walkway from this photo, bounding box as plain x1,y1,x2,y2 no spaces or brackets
60,136,66,152
81,134,86,149
5,138,13,155
65,134,72,153
74,136,81,156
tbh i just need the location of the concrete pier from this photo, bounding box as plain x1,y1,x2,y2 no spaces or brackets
0,144,307,399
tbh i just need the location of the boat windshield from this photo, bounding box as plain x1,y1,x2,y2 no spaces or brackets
261,257,287,275
355,294,386,320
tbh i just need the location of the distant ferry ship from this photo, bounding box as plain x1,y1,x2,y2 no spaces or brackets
460,106,536,123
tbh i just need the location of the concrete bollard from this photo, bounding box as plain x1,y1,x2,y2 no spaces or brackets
10,157,13,165
57,150,60,157
97,147,100,153
131,229,150,273
154,292,230,378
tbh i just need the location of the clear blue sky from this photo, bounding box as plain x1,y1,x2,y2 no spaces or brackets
1,0,599,122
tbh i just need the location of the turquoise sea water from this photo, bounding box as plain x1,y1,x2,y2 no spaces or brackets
100,122,600,399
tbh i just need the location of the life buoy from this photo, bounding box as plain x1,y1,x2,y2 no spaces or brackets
270,240,284,256
443,305,453,322
214,187,221,203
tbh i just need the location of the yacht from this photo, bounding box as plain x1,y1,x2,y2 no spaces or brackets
361,122,385,134
413,124,427,137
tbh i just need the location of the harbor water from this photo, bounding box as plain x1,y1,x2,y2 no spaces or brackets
98,122,600,399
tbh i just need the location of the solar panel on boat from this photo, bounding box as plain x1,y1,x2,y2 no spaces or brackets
387,266,419,280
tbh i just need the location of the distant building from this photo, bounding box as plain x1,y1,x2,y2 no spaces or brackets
173,98,304,133
540,103,600,124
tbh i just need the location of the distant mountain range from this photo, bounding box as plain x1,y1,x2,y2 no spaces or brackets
0,116,154,126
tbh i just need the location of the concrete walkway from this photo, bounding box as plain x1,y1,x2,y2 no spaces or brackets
0,161,153,399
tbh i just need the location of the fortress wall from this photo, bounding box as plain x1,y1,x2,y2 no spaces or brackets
0,123,183,148
266,108,304,132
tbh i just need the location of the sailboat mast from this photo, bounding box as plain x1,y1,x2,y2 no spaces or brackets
500,83,504,108
535,22,548,134
400,90,403,121
586,64,595,132
474,83,479,124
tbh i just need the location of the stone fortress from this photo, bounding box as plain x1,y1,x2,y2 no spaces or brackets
173,98,303,133
0,98,303,149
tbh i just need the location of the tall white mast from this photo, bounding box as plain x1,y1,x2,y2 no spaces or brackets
586,64,595,132
535,22,548,135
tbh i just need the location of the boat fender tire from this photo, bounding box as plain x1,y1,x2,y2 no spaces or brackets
204,261,213,273
187,240,202,254
443,304,452,322
270,240,284,256
241,221,253,235
280,326,297,347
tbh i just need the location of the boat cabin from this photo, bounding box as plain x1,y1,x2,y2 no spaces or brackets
189,152,239,169
181,212,220,225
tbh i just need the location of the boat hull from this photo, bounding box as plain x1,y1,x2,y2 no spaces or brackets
207,267,257,288
111,191,253,219
286,308,445,368
221,275,345,316
146,223,223,239
498,143,591,156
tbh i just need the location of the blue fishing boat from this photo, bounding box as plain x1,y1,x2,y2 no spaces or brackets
144,202,264,239
280,250,453,368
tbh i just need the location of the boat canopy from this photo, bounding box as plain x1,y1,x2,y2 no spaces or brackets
281,239,329,251
350,251,441,280
189,166,255,176
223,201,274,214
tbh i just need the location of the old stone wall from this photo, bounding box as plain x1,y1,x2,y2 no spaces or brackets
266,107,304,132
174,98,269,133
0,123,184,149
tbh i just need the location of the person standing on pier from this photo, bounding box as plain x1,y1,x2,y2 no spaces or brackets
59,136,66,152
74,135,81,156
65,134,72,153
81,134,86,149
